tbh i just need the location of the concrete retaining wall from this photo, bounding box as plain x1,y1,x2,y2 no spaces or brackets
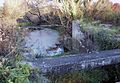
26,49,120,74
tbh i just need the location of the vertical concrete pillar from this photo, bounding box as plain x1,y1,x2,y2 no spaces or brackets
72,20,86,53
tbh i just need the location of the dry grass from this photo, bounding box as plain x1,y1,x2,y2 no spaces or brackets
3,0,29,24
0,17,26,58
26,0,84,37
0,0,28,58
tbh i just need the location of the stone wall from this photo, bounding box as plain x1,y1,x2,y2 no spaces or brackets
25,49,120,75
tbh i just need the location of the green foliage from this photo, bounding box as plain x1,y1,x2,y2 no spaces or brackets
0,63,31,83
93,29,120,50
17,22,33,27
80,69,108,83
0,2,40,83
50,69,108,83
81,22,120,50
0,24,32,83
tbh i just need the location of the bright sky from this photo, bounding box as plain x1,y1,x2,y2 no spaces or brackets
0,0,120,6
0,0,4,6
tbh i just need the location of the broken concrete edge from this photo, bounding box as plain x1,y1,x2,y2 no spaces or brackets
24,49,120,75
20,25,62,29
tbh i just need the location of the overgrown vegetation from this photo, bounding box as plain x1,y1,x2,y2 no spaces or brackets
49,69,108,83
81,22,120,50
83,0,120,25
0,1,35,83
0,61,31,83
0,0,120,83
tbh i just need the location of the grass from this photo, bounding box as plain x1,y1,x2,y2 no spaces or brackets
17,22,33,27
81,22,120,50
48,68,108,83
0,1,120,83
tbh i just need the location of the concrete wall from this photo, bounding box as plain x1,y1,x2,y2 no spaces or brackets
25,49,120,75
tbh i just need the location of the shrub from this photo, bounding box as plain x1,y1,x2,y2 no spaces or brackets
3,0,28,22
0,63,31,83
93,29,120,50
59,0,83,20
0,2,33,83
83,0,120,25
0,0,29,56
81,22,120,51
27,0,83,22
49,69,108,83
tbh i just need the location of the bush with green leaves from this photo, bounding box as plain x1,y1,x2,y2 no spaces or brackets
81,22,120,50
93,29,120,50
0,54,31,83
0,64,31,83
49,69,108,83
0,2,40,83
